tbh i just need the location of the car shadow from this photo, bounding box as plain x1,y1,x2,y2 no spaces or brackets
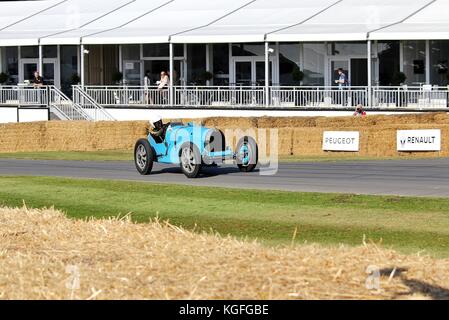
150,165,260,178
380,267,449,300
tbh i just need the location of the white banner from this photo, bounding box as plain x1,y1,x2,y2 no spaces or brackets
397,130,441,152
323,131,360,152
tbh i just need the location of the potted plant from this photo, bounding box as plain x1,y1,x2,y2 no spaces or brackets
0,72,8,85
292,66,304,84
70,73,81,85
391,71,407,86
112,71,124,85
198,71,214,85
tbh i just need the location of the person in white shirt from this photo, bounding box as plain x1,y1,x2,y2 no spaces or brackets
158,71,169,90
144,71,152,105
157,71,170,104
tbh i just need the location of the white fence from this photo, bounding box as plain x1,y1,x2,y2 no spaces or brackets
82,86,266,108
1,85,449,110
373,86,449,109
270,86,369,108
0,86,48,106
81,85,449,109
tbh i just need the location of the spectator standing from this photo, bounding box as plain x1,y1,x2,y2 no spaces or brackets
157,71,169,104
32,71,44,87
335,68,348,106
335,68,348,88
144,70,152,105
354,104,367,117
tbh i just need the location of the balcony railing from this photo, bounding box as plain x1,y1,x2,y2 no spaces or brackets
2,85,449,110
372,86,449,109
0,85,48,106
81,85,449,109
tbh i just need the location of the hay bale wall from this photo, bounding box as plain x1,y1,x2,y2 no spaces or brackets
1,113,449,158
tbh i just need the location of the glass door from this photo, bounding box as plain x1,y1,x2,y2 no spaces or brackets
235,61,252,86
255,61,273,86
21,62,38,84
20,59,59,86
350,58,368,86
234,59,274,86
43,62,55,85
123,61,142,85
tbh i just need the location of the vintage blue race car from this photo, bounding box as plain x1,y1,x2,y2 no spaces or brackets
134,121,258,178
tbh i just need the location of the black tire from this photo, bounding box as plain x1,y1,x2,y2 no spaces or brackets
179,142,202,178
134,139,154,175
236,136,258,173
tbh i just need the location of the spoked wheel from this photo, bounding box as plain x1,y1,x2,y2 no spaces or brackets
236,136,259,173
179,143,202,178
134,139,154,175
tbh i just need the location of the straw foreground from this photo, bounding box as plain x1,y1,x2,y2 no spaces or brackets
1,206,448,300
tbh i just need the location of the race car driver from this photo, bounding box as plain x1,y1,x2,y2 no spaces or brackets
149,116,170,141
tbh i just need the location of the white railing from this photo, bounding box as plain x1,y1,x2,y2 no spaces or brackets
83,86,169,106
270,86,369,108
49,86,91,121
373,86,449,109
3,85,448,111
82,85,447,109
0,85,48,106
81,85,267,108
174,86,266,107
72,86,115,122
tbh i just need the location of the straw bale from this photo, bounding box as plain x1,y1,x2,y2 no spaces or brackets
1,113,449,158
1,206,448,300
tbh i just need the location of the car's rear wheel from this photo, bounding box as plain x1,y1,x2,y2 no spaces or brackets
179,143,202,178
236,136,258,173
134,139,154,175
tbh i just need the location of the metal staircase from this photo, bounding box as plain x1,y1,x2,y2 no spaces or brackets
49,86,91,121
72,85,116,121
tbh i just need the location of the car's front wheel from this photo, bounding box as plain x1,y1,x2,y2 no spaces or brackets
179,143,202,178
134,139,154,175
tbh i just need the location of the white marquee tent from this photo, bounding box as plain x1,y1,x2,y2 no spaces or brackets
0,0,448,46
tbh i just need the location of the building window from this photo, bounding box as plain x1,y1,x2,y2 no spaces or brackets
377,41,400,86
60,45,78,94
187,44,206,84
5,46,18,84
232,43,264,56
302,43,325,86
142,44,183,58
279,43,301,85
213,44,229,85
430,40,449,86
122,44,140,61
44,46,58,58
403,40,426,85
20,46,39,59
330,42,367,56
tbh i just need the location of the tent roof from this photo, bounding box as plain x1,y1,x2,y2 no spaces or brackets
267,0,432,42
0,0,448,46
370,0,449,40
170,0,339,43
0,0,133,46
82,0,253,45
41,0,172,45
0,0,61,30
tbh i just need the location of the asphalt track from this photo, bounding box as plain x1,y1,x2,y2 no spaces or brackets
0,159,449,197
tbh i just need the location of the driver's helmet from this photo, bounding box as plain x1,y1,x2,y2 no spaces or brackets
149,115,163,131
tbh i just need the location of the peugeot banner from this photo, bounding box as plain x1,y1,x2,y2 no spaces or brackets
323,131,360,152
